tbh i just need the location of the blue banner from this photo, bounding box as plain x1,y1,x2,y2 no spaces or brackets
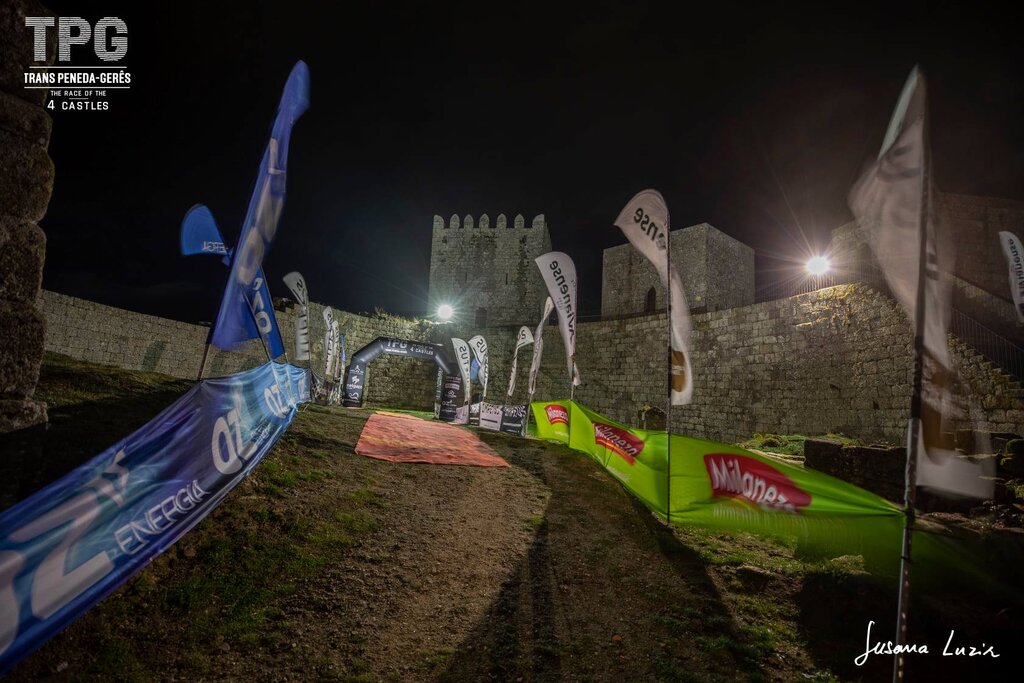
180,204,230,259
181,205,282,355
210,61,309,358
0,362,310,673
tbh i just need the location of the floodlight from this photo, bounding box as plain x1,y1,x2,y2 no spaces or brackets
437,304,454,321
806,256,830,276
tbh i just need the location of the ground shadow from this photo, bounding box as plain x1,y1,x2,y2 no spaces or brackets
0,387,188,512
440,435,770,681
796,524,1024,681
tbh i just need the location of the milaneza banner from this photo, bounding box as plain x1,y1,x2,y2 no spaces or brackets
530,400,904,569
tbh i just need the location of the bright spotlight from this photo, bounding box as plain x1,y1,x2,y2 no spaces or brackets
436,304,454,321
806,256,830,276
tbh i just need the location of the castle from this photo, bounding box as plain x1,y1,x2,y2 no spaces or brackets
31,194,1024,454
427,213,551,326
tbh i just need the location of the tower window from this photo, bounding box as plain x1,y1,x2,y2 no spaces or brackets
645,287,657,313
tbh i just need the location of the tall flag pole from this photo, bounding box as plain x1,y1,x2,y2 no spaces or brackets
614,190,695,523
180,203,285,378
208,61,309,365
666,209,673,521
848,67,991,681
180,203,231,380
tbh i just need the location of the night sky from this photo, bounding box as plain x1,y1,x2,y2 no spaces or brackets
38,1,1024,322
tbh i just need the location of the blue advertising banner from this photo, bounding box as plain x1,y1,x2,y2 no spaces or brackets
180,205,282,355
0,362,310,673
180,204,230,259
210,61,309,359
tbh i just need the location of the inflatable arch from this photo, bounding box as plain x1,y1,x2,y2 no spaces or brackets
342,338,460,419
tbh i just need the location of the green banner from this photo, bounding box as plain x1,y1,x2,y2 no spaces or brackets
530,400,905,570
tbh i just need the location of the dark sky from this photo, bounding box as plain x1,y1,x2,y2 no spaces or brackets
39,1,1024,321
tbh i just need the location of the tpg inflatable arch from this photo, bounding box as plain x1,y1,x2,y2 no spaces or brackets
342,338,458,417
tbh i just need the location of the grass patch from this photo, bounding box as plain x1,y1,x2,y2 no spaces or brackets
349,486,387,509
739,432,860,458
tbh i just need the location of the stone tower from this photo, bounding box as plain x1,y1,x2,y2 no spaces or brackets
601,223,754,318
427,212,552,326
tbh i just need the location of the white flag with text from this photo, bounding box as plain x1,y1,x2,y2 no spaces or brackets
535,252,579,383
507,326,534,397
528,298,554,397
282,272,310,361
469,335,489,398
613,189,693,404
999,231,1024,323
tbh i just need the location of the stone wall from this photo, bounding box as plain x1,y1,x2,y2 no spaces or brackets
830,195,1024,345
489,284,1023,446
427,213,551,326
940,193,1024,300
601,223,754,318
38,283,1023,446
0,0,55,432
38,291,441,410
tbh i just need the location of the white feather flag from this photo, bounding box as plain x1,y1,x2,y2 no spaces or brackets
613,190,693,405
528,298,554,396
507,326,534,397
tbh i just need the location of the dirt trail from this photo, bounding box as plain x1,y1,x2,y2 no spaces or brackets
9,358,1021,682
9,393,798,682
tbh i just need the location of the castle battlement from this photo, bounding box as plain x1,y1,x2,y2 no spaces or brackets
432,213,547,231
427,211,552,326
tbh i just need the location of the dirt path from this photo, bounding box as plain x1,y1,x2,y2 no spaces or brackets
7,357,1022,681
8,388,807,682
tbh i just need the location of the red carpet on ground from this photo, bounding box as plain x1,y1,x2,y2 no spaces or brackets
354,411,510,467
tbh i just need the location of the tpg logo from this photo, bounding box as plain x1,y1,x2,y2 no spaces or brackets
25,17,128,62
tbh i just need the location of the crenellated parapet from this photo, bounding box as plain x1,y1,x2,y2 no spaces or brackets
431,213,546,232
428,210,552,326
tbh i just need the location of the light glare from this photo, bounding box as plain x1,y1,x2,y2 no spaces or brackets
437,304,454,321
806,256,830,276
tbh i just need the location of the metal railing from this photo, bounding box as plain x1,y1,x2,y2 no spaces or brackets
949,308,1024,382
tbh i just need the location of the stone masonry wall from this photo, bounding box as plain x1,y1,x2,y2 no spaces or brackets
38,283,1023,446
0,0,55,432
939,193,1024,300
830,194,1024,345
601,223,754,318
38,290,442,411
427,213,551,326
486,284,1023,445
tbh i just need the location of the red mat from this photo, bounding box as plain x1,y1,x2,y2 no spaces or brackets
354,411,509,467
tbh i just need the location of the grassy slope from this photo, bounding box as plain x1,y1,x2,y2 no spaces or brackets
3,354,1022,682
